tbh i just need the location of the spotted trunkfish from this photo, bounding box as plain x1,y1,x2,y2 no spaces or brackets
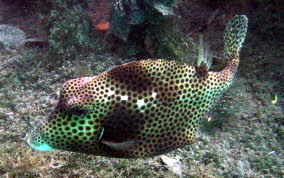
26,15,248,158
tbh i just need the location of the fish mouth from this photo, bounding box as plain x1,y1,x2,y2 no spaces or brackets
26,130,54,151
22,115,54,151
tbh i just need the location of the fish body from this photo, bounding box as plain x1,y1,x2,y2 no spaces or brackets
27,15,248,158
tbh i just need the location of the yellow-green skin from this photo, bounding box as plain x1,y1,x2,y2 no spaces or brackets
27,15,248,158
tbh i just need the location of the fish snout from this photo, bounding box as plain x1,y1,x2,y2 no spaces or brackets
26,130,54,151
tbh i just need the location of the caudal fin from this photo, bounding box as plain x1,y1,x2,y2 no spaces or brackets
224,15,248,60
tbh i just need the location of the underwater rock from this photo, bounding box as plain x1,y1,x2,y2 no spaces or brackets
24,38,48,48
161,155,184,177
0,24,26,50
107,0,190,59
49,159,66,169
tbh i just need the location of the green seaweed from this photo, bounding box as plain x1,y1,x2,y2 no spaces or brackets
48,0,95,61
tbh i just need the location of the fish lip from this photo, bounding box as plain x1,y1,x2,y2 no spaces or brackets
25,129,54,151
25,129,35,147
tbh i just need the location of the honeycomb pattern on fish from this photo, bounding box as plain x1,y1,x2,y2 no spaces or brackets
28,15,248,158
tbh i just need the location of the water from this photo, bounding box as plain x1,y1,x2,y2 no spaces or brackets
0,0,283,177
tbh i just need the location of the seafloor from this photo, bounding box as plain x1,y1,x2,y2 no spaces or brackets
0,1,283,177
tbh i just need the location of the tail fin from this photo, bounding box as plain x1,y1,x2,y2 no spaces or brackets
224,15,248,60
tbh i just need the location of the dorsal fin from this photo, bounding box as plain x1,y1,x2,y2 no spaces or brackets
197,34,214,69
224,15,248,60
195,62,209,78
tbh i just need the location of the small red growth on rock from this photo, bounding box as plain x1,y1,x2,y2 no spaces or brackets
95,21,110,31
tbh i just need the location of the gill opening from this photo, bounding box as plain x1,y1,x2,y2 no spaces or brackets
99,127,105,141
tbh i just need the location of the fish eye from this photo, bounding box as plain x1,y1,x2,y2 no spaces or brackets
72,107,88,117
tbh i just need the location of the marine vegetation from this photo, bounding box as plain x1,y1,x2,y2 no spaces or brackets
26,15,248,158
48,0,95,61
108,0,196,62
